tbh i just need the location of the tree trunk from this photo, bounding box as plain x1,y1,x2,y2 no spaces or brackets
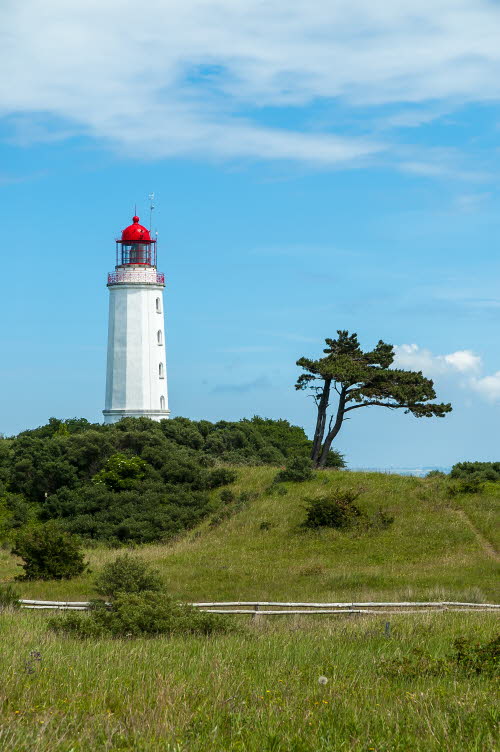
311,378,331,466
317,388,347,468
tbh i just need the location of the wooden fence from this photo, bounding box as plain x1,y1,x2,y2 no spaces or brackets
18,600,500,615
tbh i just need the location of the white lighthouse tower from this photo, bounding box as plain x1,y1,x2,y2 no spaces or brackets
103,214,170,423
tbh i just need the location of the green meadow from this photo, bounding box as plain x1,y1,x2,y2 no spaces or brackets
0,468,498,751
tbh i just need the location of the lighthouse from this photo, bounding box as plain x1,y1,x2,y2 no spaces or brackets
103,215,170,423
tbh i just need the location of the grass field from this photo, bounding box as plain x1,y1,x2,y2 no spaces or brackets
0,468,498,751
0,610,498,752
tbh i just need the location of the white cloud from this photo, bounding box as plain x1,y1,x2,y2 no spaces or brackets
394,344,482,375
1,0,500,166
443,350,482,373
394,343,500,404
470,372,500,402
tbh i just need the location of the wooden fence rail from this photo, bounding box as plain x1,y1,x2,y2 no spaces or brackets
18,599,500,614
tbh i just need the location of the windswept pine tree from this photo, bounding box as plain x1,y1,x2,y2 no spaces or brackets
296,330,452,468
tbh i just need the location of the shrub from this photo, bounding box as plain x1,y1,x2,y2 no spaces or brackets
275,456,314,483
94,554,163,598
12,523,89,580
207,468,237,488
303,490,363,529
447,477,484,496
49,591,233,638
453,635,499,676
380,648,448,679
381,635,499,678
265,484,288,496
219,489,235,505
323,451,346,469
92,453,147,491
451,461,500,482
0,583,20,610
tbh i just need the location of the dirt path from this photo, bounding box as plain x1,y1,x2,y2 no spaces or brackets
455,509,499,562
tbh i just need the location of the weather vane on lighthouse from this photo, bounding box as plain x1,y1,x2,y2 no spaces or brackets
103,201,170,423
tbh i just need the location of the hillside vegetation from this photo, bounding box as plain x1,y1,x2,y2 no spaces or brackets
1,443,498,752
0,416,343,546
2,467,498,603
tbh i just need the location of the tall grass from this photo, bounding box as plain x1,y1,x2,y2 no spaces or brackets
0,610,497,752
0,469,498,750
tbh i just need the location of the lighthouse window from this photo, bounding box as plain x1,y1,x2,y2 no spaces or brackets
160,396,166,410
157,330,163,345
156,297,161,313
159,363,164,379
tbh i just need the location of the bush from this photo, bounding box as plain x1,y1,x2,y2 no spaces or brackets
92,453,148,491
451,461,500,482
447,477,484,496
381,635,499,678
0,583,20,610
207,468,238,488
323,451,346,469
49,591,233,638
303,490,363,529
453,635,499,676
94,554,163,598
219,489,235,504
2,415,345,546
12,523,89,580
275,456,314,483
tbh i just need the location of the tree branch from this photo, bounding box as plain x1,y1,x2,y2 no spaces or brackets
344,401,401,412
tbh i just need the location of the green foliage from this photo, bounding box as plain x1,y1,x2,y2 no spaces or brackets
0,415,320,545
296,330,452,419
207,467,238,488
94,554,163,598
447,477,484,496
381,635,499,678
380,648,450,678
303,490,363,529
451,461,500,482
296,330,451,467
0,583,20,609
92,453,147,491
426,469,447,478
323,450,346,468
11,523,89,580
275,456,314,483
49,591,232,638
453,635,499,676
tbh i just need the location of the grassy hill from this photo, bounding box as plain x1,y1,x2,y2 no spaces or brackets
2,468,498,602
0,468,498,752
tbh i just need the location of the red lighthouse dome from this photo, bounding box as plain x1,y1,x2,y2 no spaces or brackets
121,216,151,242
116,214,157,267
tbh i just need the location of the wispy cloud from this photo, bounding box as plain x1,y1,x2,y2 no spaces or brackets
1,0,500,170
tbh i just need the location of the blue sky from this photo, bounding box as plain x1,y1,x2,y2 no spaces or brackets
1,0,500,468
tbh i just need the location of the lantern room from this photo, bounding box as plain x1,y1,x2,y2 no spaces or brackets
116,216,157,266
